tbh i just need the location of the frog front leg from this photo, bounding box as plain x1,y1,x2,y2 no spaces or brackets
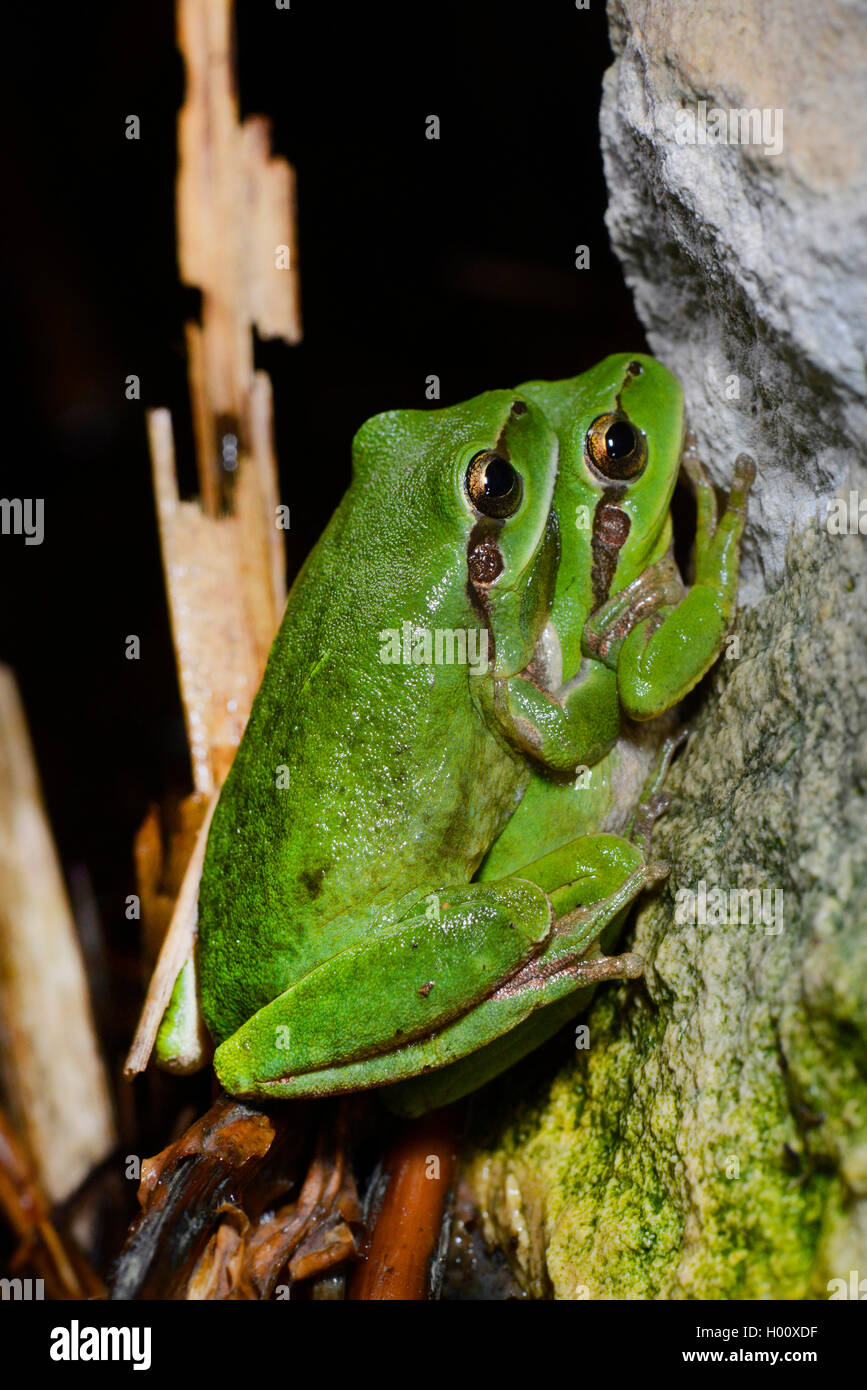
598,446,755,720
480,548,686,775
482,658,620,772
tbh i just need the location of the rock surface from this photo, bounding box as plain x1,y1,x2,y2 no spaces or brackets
460,1,867,1299
600,0,867,604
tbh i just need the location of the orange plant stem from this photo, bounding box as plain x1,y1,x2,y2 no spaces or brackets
349,1108,458,1301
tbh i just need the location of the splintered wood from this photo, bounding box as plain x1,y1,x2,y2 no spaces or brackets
0,667,116,1204
125,0,301,1077
162,0,301,795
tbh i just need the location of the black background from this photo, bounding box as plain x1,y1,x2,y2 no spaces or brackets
0,1,642,1088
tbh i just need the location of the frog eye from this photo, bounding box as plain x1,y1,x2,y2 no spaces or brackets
465,450,524,518
585,412,647,481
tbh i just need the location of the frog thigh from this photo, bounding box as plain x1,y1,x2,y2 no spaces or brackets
384,992,589,1117
384,746,687,1114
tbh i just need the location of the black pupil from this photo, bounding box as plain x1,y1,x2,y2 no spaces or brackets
483,455,515,498
605,421,637,460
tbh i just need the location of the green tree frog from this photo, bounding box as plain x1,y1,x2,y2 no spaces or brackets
155,354,753,1115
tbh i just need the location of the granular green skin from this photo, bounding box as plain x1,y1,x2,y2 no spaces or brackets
463,526,867,1299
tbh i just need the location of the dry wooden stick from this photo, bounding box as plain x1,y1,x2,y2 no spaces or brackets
0,665,116,1204
232,1103,362,1298
111,1097,278,1300
188,1103,362,1300
133,791,212,969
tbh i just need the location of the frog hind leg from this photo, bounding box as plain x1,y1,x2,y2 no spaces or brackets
212,876,555,1100
626,725,690,850
385,838,666,1116
386,732,688,1116
385,832,669,1116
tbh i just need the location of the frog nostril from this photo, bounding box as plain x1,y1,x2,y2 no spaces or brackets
511,400,528,416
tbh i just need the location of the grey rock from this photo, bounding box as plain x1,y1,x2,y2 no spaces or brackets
600,0,867,602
